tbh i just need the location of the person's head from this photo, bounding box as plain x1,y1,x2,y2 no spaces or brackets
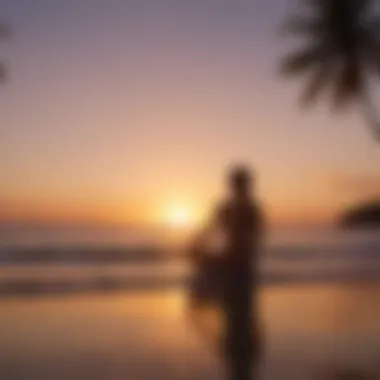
227,165,254,198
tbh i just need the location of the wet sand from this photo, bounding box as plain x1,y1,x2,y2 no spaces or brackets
0,283,379,380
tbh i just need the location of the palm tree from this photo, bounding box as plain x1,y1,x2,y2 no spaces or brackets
280,0,380,141
0,21,9,82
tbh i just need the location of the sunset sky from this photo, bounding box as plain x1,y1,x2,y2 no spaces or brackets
0,0,379,226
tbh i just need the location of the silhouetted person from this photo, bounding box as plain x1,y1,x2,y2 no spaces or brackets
217,166,263,380
188,165,264,380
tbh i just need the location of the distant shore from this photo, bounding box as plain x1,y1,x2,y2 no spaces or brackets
339,200,380,229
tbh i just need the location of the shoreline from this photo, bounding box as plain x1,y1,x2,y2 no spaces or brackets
0,271,379,298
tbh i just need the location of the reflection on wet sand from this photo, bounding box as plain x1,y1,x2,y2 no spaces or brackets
0,283,379,380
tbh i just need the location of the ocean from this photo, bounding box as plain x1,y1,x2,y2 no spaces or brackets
0,225,379,295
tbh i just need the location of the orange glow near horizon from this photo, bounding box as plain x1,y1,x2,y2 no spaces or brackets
0,193,339,228
163,203,198,228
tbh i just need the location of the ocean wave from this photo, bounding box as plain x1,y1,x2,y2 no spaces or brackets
0,241,379,264
0,240,378,296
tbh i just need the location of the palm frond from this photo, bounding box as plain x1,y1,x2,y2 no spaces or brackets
281,0,380,141
306,0,324,9
367,16,380,36
363,34,380,75
0,61,6,82
350,0,371,16
281,45,327,76
0,22,9,41
332,58,362,109
370,52,380,77
282,16,323,37
301,61,336,106
323,0,370,18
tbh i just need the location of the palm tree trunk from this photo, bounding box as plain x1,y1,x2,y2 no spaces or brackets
360,85,380,142
0,22,8,83
0,61,6,83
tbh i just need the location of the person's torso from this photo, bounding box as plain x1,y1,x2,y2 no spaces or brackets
220,198,261,268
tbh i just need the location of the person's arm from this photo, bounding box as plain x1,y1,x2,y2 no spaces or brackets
257,204,265,244
250,203,264,286
187,203,225,263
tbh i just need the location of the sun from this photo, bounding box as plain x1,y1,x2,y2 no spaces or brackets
165,203,196,228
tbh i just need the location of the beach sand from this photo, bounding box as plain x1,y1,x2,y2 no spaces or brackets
0,283,379,380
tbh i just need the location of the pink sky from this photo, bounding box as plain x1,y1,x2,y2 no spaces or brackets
0,0,379,226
